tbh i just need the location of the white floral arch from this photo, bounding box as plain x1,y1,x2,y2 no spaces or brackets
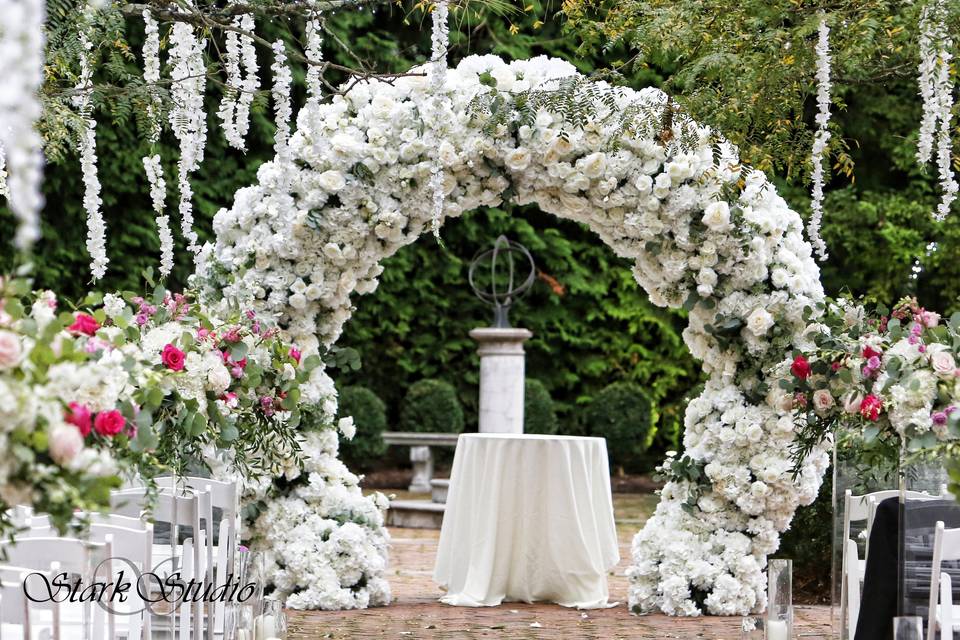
197,54,831,616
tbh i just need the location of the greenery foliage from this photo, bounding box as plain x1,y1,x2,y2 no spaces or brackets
524,378,559,435
398,379,465,434
582,381,657,471
336,386,389,470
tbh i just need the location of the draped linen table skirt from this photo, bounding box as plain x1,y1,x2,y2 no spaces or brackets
432,433,620,609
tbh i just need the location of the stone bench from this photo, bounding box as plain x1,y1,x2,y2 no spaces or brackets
382,431,459,493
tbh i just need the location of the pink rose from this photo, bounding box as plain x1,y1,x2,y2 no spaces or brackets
68,313,101,336
49,423,84,465
289,347,302,364
94,410,126,437
813,389,835,412
919,310,941,328
0,330,22,370
161,344,186,371
65,402,92,437
931,349,956,378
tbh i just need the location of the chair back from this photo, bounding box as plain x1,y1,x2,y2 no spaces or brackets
156,476,239,640
0,566,33,633
0,539,113,640
928,521,960,640
29,511,150,532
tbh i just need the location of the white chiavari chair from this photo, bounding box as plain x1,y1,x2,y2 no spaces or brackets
111,488,203,640
0,538,114,640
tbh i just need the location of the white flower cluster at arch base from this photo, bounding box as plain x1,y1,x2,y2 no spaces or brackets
197,54,831,615
250,427,392,610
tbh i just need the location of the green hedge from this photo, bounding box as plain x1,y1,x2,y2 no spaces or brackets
583,382,658,472
524,378,559,435
336,386,388,470
398,379,465,434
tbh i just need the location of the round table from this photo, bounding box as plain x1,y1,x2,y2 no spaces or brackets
432,433,619,609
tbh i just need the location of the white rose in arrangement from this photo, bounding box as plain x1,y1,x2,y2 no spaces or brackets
702,201,732,231
0,331,22,370
842,391,864,414
745,308,775,337
930,347,957,378
504,148,532,172
207,364,232,394
49,423,84,466
579,152,606,179
317,170,346,192
289,293,307,310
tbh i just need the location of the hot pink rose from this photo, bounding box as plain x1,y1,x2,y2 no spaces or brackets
860,394,884,422
94,410,126,437
161,344,186,371
68,313,101,336
0,330,22,370
289,347,302,364
65,402,92,437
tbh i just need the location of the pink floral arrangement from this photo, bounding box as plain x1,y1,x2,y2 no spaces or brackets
782,296,960,470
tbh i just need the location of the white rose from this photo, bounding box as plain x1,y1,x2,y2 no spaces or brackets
813,389,835,413
930,349,956,378
544,137,571,163
580,152,606,179
0,331,22,370
49,423,84,466
207,365,232,394
317,170,346,192
842,391,863,414
289,293,307,310
702,201,732,231
634,174,653,192
505,148,532,172
745,308,775,337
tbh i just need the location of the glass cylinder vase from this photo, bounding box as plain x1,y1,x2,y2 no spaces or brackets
892,616,923,640
767,559,793,640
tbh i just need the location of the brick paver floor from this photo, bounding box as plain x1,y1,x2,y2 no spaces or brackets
287,524,833,639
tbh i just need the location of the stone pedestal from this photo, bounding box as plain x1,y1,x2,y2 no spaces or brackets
409,445,434,493
469,327,533,434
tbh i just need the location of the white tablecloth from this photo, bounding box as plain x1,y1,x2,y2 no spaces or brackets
432,433,619,609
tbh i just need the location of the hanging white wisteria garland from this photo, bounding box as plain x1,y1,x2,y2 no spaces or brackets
305,16,325,99
0,142,7,199
75,30,108,280
807,16,831,262
426,0,450,237
917,0,957,222
0,0,46,251
271,40,293,163
219,14,259,151
141,10,174,278
168,20,208,253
